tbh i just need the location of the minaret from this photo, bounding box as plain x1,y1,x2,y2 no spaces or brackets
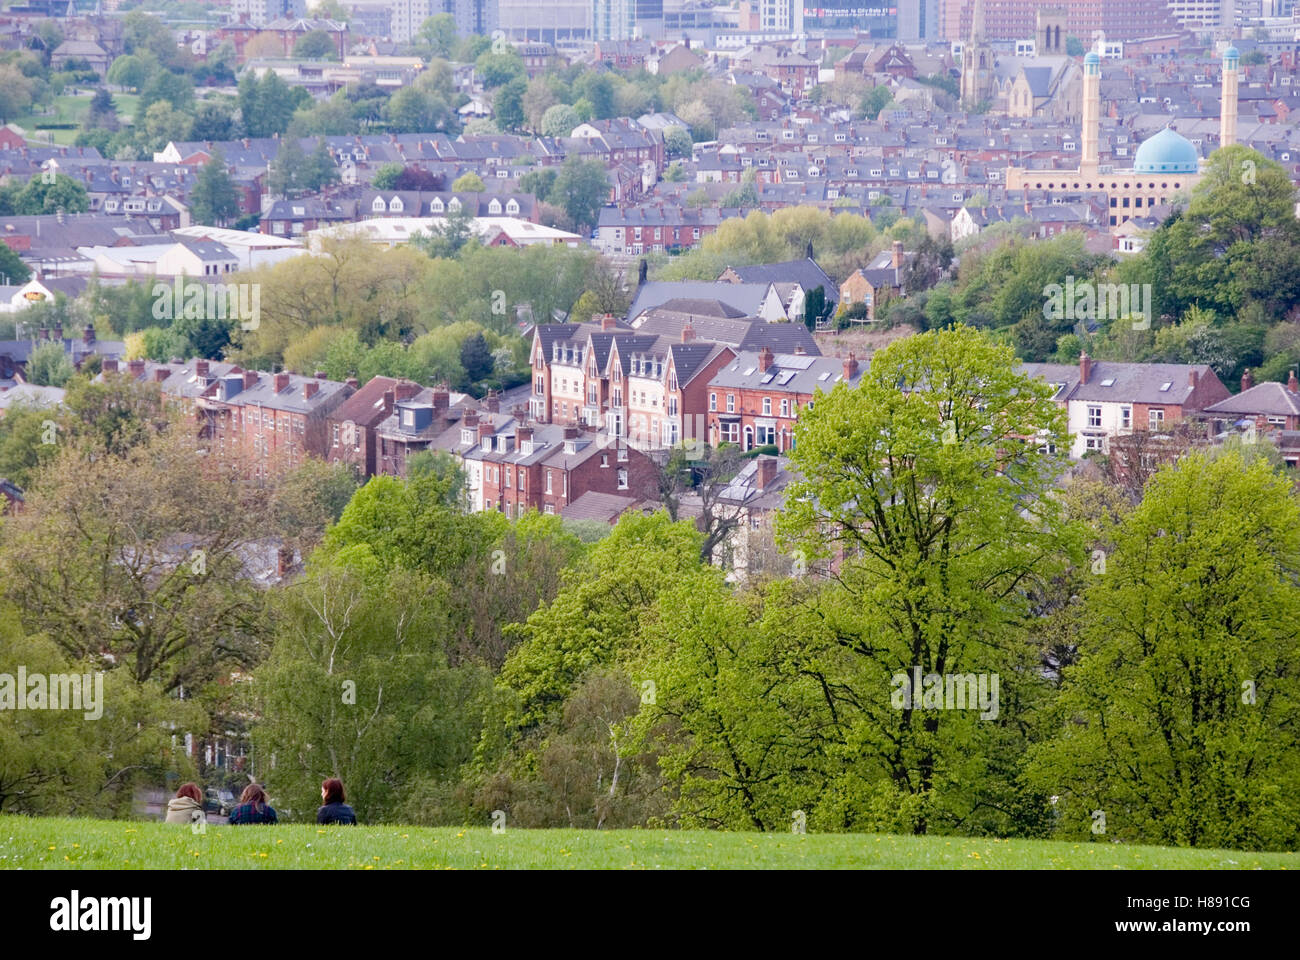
1220,46,1239,149
1080,49,1101,174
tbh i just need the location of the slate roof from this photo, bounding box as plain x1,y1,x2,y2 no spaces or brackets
628,281,774,322
1204,381,1300,418
722,257,839,303
710,351,865,393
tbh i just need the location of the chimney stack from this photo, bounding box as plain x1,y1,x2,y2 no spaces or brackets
516,425,533,447
383,388,396,414
1079,352,1092,385
464,408,480,428
842,352,859,380
346,377,359,390
681,322,695,342
1289,370,1299,395
243,370,259,389
196,359,210,377
601,314,618,331
755,455,777,492
431,383,449,419
153,367,169,382
102,358,119,374
128,358,145,377
315,370,327,379
276,546,294,580
1188,368,1198,389
485,392,500,413
563,424,579,440
274,372,290,393
477,419,493,443
303,380,319,400
758,346,774,372
396,380,421,402
38,328,49,341
1241,368,1254,392
83,324,95,344
891,240,904,269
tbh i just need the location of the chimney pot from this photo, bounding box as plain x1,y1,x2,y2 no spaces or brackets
1241,368,1254,391
315,370,327,379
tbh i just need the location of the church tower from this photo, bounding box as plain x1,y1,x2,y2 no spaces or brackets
960,0,992,108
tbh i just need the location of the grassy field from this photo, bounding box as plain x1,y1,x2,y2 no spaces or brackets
2,817,1295,869
12,92,139,146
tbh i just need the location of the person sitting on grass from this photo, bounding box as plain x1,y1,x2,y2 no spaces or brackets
317,777,358,825
164,782,205,826
228,783,278,825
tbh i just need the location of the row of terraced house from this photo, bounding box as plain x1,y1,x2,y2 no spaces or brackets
98,356,661,519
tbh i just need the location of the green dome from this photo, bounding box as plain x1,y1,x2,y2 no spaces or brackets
1133,126,1199,173
1224,46,1240,61
1084,51,1100,65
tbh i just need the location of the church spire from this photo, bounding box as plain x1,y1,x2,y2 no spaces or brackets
969,0,986,44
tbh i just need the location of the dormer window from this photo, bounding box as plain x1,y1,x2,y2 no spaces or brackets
488,198,502,214
389,197,404,212
506,198,519,215
431,197,444,212
461,429,473,444
372,196,386,212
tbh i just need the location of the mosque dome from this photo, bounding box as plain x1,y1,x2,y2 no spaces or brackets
1133,126,1200,174
1083,51,1100,66
1224,46,1240,61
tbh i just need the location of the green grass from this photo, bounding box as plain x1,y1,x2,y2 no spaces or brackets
11,93,139,146
2,817,1295,869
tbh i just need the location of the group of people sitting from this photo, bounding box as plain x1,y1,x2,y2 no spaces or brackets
164,778,358,826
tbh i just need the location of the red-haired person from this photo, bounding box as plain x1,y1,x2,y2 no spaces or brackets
228,783,278,825
164,782,205,826
317,778,357,825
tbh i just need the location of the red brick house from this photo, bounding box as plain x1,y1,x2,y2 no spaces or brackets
326,376,422,478
469,420,658,519
708,349,865,452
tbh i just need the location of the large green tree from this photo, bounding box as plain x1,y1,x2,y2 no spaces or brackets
1027,449,1300,851
777,325,1079,833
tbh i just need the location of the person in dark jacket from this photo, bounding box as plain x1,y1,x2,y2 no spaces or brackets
317,777,357,825
227,783,278,825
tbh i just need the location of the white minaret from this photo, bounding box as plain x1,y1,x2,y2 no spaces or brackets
1080,49,1101,174
1220,46,1240,149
